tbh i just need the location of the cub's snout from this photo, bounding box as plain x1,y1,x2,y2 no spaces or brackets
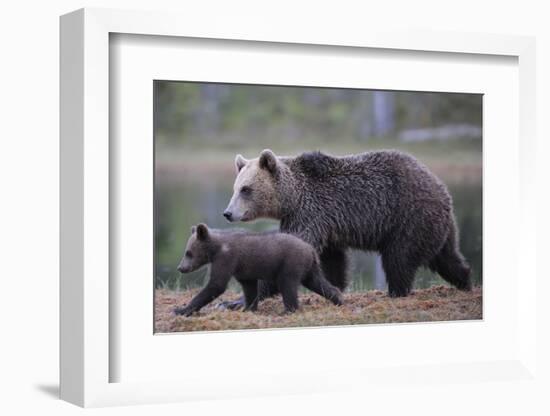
223,210,233,221
177,264,190,273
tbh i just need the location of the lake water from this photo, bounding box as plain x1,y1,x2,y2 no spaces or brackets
155,171,482,292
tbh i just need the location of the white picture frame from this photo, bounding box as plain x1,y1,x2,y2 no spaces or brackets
60,7,538,408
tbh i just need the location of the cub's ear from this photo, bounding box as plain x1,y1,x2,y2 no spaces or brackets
259,149,277,174
196,223,209,241
235,154,248,173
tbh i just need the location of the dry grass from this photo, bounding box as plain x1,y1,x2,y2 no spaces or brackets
155,285,482,333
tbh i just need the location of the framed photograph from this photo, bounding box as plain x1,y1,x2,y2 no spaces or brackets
60,8,538,407
153,81,483,333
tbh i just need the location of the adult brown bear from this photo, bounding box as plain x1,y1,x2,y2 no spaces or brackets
223,149,471,305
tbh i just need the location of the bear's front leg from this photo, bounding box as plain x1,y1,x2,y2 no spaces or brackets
319,246,350,291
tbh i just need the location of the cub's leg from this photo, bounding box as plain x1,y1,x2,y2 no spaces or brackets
238,279,259,312
302,260,343,305
174,283,227,316
277,272,300,313
258,280,280,301
174,268,231,316
215,280,279,310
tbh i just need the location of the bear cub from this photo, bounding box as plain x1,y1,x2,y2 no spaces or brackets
174,224,343,316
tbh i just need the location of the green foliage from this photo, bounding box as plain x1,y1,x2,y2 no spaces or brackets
154,81,482,148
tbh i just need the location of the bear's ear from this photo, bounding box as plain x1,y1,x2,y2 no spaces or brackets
196,223,209,241
235,154,248,173
259,149,278,174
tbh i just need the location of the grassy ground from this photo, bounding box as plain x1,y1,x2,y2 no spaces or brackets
155,285,482,333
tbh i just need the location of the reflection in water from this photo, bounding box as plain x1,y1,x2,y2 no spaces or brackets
155,174,482,292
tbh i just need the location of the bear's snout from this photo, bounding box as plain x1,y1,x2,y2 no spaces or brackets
177,264,189,273
223,210,233,222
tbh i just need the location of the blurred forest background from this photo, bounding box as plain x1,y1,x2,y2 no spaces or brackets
155,81,482,292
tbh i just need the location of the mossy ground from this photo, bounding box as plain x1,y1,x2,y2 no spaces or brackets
155,285,482,333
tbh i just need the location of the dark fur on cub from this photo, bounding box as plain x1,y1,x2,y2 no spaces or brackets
174,224,343,316
224,149,472,300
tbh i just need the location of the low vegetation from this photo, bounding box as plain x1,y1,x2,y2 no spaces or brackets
155,285,482,333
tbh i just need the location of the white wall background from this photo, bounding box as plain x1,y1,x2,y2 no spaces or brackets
0,1,548,415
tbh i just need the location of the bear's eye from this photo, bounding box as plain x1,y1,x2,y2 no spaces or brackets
185,251,193,258
240,186,252,196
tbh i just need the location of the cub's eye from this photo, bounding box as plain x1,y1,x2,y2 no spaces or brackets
240,186,252,196
185,251,193,258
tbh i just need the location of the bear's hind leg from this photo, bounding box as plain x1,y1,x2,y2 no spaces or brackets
429,232,472,291
320,246,349,291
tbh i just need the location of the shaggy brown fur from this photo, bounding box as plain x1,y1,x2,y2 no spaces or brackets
223,149,471,304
